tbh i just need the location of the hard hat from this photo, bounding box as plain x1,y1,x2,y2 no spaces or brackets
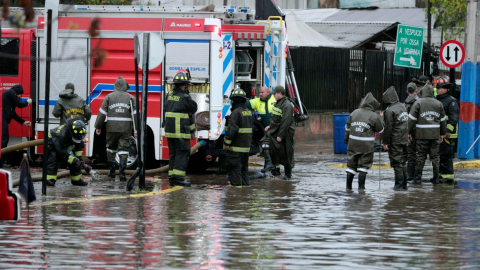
173,70,191,84
436,76,452,89
69,120,87,142
230,88,247,101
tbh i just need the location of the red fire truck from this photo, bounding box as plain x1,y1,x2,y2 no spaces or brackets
0,0,307,169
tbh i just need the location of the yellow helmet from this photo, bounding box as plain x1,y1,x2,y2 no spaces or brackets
230,89,247,101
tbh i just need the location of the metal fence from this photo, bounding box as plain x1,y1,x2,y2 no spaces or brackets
290,47,459,113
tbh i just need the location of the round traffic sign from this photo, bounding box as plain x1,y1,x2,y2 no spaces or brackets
440,40,465,68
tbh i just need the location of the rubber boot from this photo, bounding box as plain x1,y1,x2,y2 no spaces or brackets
393,174,404,191
283,166,292,180
71,179,88,186
431,169,440,185
358,173,366,190
108,161,116,178
346,173,354,190
402,166,408,190
271,167,281,176
170,177,191,187
119,163,127,182
46,180,56,186
413,170,423,185
261,154,276,173
406,163,415,181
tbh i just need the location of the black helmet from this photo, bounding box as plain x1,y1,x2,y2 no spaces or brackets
230,88,247,101
173,70,190,84
69,120,86,142
436,76,452,89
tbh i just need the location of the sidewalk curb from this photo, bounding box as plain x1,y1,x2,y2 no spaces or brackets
327,160,480,169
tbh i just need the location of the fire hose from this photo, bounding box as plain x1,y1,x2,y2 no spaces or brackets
3,139,203,187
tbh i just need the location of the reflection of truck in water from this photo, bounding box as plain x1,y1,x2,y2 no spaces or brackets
0,0,308,169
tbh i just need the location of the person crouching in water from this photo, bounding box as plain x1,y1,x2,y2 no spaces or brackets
224,89,254,187
345,92,384,190
382,86,408,190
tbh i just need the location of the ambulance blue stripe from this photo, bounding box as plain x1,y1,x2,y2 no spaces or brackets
273,65,277,81
223,71,232,95
224,49,232,73
265,73,270,88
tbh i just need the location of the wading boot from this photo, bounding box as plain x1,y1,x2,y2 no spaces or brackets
46,180,56,187
108,161,116,178
170,177,191,187
71,179,88,186
413,170,423,185
407,163,415,182
119,163,127,181
393,175,404,191
402,166,408,190
358,173,366,190
271,167,281,176
283,166,292,180
431,169,440,185
346,173,354,190
261,154,276,173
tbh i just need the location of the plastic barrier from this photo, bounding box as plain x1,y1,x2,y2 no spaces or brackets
0,169,21,221
333,113,349,154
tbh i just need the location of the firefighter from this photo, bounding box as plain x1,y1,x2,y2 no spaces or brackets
52,83,92,125
94,76,137,181
164,71,197,187
344,92,384,190
1,85,32,167
224,89,254,187
246,86,280,175
382,86,408,190
404,82,419,181
263,86,295,180
408,84,446,185
46,119,89,186
436,78,459,183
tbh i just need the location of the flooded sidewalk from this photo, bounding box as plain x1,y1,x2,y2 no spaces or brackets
1,140,480,269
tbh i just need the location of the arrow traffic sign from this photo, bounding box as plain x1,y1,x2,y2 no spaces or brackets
394,24,424,69
440,40,465,68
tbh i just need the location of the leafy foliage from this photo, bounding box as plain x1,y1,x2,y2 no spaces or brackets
427,0,467,40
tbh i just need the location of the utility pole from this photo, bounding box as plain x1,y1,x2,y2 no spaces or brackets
426,0,431,77
465,0,479,63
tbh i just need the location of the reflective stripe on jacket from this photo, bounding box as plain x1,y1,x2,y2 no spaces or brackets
164,87,198,139
224,104,253,153
246,94,276,126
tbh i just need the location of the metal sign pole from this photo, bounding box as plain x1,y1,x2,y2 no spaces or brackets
42,10,53,196
139,33,150,189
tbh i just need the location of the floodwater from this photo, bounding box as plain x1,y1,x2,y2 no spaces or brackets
1,149,480,269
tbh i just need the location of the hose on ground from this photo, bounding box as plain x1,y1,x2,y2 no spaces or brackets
12,141,204,187
1,139,44,155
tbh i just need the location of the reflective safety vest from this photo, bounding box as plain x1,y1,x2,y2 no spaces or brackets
246,94,276,127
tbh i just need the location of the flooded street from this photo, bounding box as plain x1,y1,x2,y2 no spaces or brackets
1,142,480,269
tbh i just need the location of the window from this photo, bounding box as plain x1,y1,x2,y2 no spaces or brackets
0,38,20,76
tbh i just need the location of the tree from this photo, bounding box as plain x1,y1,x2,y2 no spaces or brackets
427,0,467,41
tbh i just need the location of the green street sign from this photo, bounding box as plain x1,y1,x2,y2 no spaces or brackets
394,24,424,69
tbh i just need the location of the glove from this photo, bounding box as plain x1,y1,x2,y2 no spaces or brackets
84,165,92,174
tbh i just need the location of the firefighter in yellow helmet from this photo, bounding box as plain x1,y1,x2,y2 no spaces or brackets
164,70,197,186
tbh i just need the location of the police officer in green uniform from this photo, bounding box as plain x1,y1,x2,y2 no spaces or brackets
46,119,89,186
95,77,137,181
52,83,92,125
436,78,459,183
408,84,446,185
404,82,419,181
382,86,408,190
264,86,295,180
164,71,197,187
344,92,384,190
224,89,254,187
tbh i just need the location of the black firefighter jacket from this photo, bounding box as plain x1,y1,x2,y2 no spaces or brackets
344,92,384,153
268,96,295,168
164,87,197,139
2,88,28,124
436,93,459,138
53,89,92,125
224,103,254,153
94,77,137,134
383,86,408,146
408,85,446,139
48,119,84,164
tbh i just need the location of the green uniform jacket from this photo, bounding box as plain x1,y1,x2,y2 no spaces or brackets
404,94,418,115
52,89,92,125
164,87,197,139
344,92,384,153
246,94,276,127
94,77,137,134
383,86,408,145
224,103,254,153
408,85,447,139
268,96,295,168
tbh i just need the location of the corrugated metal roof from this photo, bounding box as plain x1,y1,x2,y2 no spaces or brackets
323,8,431,27
307,22,397,48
